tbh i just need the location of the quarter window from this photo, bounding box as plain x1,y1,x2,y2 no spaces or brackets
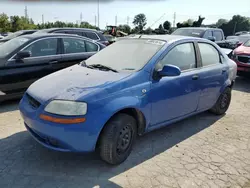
158,43,196,71
23,38,58,57
198,43,220,66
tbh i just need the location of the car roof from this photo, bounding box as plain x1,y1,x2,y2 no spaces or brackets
36,27,99,33
175,27,222,31
19,33,94,41
121,34,196,42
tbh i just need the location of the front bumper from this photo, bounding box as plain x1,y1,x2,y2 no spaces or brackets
19,94,101,152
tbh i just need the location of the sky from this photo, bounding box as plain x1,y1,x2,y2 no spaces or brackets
1,0,250,29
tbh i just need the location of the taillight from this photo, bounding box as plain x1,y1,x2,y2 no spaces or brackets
101,41,110,46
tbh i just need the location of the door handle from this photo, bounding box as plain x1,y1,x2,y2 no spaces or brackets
49,60,58,64
222,69,226,73
192,75,199,80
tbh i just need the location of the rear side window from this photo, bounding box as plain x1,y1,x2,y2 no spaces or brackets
85,41,98,52
198,43,220,66
85,32,99,40
23,38,58,57
63,38,86,54
213,31,223,41
158,43,196,71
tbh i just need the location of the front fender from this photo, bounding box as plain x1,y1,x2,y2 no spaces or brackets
89,95,151,149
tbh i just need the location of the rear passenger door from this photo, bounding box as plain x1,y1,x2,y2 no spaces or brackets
196,42,228,111
51,37,99,71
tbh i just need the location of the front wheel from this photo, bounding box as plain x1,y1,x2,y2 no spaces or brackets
99,113,137,165
210,87,232,115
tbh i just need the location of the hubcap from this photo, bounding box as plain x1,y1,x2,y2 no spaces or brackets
221,93,229,109
116,125,132,155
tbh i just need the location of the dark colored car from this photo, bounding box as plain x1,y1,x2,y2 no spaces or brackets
231,39,250,76
0,33,105,102
103,34,116,45
0,30,37,44
172,27,225,42
34,28,109,46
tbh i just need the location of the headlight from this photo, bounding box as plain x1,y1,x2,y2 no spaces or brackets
44,100,87,116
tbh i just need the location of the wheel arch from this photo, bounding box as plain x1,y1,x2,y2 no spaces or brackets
95,107,147,150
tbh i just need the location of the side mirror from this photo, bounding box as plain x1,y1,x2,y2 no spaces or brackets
208,36,216,42
157,64,181,77
236,42,243,47
16,51,31,60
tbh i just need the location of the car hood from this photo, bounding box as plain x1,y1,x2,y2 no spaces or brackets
234,46,250,55
27,65,131,103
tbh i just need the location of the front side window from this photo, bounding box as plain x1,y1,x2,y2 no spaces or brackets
243,39,250,47
158,43,196,71
213,31,223,41
63,38,86,54
23,38,58,57
198,43,220,66
203,31,213,39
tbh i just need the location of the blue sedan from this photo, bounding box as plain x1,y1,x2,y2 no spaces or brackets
19,35,237,165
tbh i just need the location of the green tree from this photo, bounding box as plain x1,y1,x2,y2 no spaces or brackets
144,27,153,34
0,13,10,32
215,19,228,27
133,13,147,31
117,24,131,34
163,20,171,30
220,15,250,36
10,16,22,32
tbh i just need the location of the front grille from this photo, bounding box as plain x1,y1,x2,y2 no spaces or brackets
237,56,250,64
26,93,41,109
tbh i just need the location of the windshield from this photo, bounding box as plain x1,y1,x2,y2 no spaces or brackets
172,28,204,37
85,39,165,71
0,37,29,58
243,39,250,47
3,31,23,40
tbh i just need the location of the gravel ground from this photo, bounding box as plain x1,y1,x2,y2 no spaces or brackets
0,77,250,188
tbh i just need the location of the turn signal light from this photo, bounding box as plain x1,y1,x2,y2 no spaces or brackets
39,114,86,124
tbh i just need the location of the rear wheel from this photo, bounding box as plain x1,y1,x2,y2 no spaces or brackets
99,113,137,165
210,87,231,115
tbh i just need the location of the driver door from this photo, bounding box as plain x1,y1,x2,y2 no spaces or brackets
149,42,201,126
1,38,61,95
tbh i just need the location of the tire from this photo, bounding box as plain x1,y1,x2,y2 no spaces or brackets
99,113,137,165
210,87,231,115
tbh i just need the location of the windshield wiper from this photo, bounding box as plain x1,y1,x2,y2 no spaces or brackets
88,64,118,73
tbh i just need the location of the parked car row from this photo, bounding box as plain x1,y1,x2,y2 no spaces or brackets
0,33,106,102
0,28,110,46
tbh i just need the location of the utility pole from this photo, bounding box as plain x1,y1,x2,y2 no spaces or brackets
80,12,83,24
127,16,129,26
173,12,176,28
233,21,237,35
97,0,100,28
115,15,117,26
24,6,28,20
42,14,44,24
